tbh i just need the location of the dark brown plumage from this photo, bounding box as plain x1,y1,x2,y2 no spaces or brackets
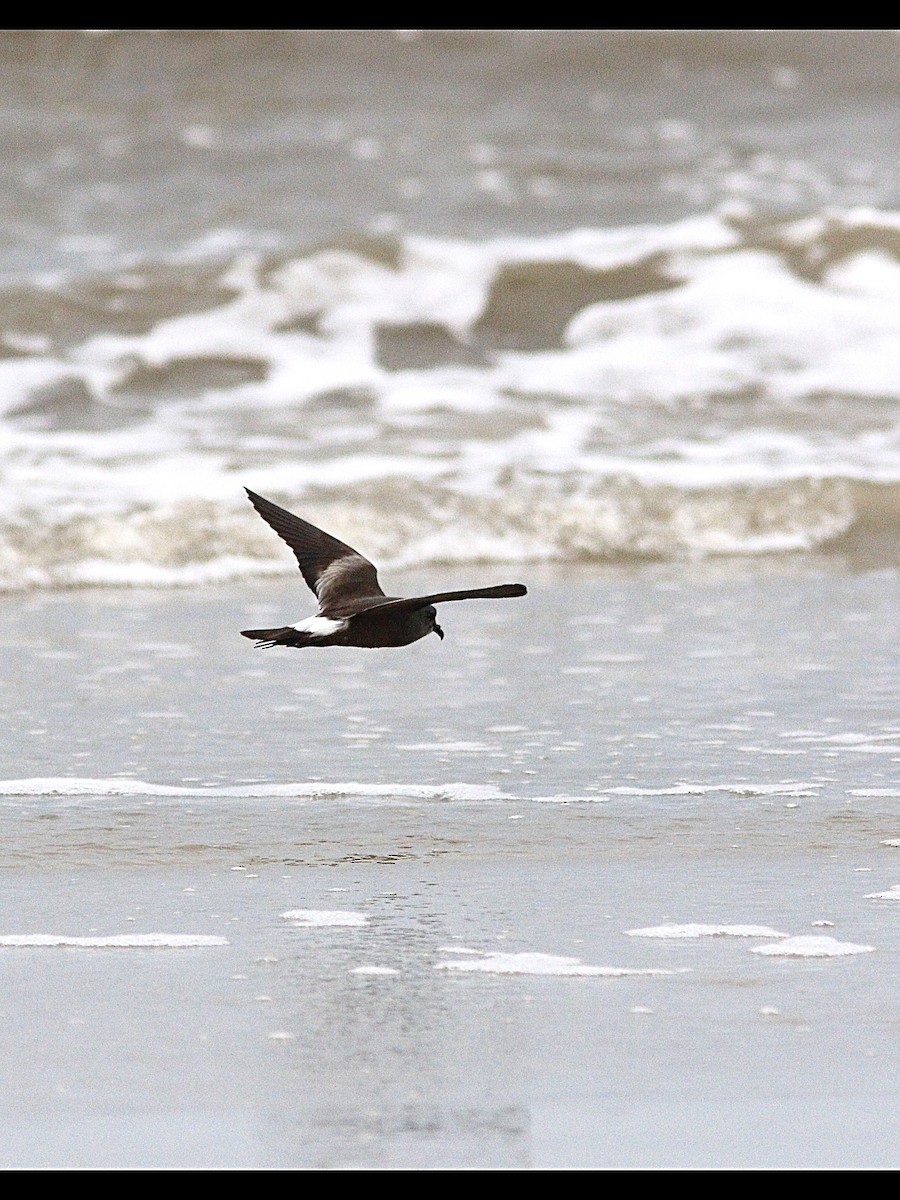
240,489,526,649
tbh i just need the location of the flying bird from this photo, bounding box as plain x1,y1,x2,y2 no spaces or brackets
240,489,527,649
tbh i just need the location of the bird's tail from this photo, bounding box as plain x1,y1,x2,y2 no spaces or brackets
240,626,310,649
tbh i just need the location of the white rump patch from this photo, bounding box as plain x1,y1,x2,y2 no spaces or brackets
291,615,347,637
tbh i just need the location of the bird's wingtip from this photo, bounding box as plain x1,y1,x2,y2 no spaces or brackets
244,487,272,512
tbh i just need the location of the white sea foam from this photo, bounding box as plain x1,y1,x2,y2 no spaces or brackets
601,783,819,798
626,924,788,939
434,951,679,977
781,731,900,744
281,910,369,927
350,965,399,975
0,934,228,948
396,742,498,753
530,794,610,804
751,935,875,957
4,210,900,588
798,742,900,754
0,777,511,802
8,774,764,815
864,885,900,900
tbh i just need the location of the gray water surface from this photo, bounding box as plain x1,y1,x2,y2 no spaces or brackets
0,561,897,1168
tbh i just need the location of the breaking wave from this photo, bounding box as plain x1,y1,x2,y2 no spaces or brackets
3,206,900,588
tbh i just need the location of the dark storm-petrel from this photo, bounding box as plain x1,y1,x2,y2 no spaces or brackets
240,489,527,649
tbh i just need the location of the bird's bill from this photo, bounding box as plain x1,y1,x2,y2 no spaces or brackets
433,624,444,640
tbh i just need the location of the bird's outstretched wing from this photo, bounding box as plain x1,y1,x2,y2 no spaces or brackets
245,489,385,614
360,584,527,615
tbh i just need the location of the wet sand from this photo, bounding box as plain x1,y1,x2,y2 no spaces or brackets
0,562,898,1168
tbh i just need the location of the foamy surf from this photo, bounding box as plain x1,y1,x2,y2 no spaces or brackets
865,885,900,900
4,208,900,590
626,924,788,939
600,783,820,798
281,910,370,927
751,935,875,957
0,777,511,802
434,951,681,977
0,934,228,948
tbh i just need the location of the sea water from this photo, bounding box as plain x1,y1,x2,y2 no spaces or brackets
0,31,897,1169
